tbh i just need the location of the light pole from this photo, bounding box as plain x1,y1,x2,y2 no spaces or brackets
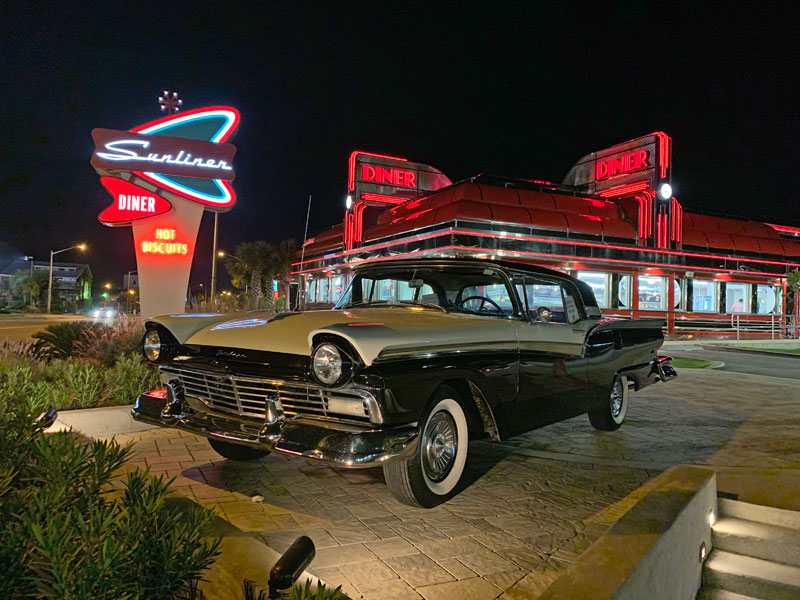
47,244,86,314
24,256,33,307
210,215,221,308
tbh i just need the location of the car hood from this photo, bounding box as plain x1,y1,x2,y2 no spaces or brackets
148,308,517,366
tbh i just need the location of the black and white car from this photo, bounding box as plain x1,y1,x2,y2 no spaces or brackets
133,258,676,507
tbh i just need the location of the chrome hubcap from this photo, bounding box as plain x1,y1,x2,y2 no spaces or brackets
422,410,457,482
610,379,624,417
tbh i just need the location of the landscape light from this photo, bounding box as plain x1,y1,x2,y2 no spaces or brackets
658,182,673,200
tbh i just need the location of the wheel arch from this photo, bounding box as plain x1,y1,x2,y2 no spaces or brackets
438,377,500,442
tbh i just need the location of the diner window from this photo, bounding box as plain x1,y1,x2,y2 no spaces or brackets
638,275,666,310
318,278,330,303
330,276,344,303
577,271,609,308
691,280,718,312
618,275,632,308
756,284,777,314
725,282,751,313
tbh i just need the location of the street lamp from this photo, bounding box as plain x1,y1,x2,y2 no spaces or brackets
47,244,87,314
24,256,34,307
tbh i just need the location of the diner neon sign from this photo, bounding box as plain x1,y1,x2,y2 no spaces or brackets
361,164,417,188
596,150,650,180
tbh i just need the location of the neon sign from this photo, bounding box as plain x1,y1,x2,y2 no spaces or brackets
92,106,240,210
361,164,417,188
98,177,172,226
95,139,233,172
140,229,189,255
595,150,649,180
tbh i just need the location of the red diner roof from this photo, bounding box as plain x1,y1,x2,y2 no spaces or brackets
363,182,636,242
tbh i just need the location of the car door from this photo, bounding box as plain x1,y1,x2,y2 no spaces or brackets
509,275,590,433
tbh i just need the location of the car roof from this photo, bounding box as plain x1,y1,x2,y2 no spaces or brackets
354,256,578,283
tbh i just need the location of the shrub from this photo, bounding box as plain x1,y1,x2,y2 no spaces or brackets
0,340,37,370
0,352,160,412
32,321,103,359
75,315,145,367
0,384,220,599
103,353,161,406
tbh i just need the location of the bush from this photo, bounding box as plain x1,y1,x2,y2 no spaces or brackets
75,315,145,367
0,353,160,412
0,385,220,599
32,321,103,359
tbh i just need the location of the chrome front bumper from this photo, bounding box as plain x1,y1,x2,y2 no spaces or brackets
131,390,419,468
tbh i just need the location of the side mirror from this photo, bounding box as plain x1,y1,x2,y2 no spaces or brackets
535,306,553,323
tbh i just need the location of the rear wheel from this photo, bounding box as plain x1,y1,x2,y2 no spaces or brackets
208,438,270,461
384,385,470,508
588,374,628,431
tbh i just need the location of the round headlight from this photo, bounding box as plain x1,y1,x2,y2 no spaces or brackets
312,343,343,386
143,329,162,362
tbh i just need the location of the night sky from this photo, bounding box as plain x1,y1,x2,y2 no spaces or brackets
2,3,798,291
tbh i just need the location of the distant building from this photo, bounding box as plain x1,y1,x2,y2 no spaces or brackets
0,252,93,312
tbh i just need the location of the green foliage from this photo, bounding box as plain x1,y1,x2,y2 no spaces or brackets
242,579,344,600
0,353,160,412
287,580,345,600
225,238,297,310
32,321,103,359
75,314,146,367
10,268,49,307
0,387,220,599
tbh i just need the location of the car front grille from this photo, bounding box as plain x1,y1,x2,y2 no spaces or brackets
159,365,375,425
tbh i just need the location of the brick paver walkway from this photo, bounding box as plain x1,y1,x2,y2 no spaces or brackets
105,369,800,600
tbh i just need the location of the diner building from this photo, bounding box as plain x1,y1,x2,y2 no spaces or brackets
295,134,800,338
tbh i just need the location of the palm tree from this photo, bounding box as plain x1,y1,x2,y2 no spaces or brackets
273,239,297,308
225,241,275,308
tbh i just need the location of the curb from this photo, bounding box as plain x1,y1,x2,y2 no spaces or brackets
708,361,726,369
51,404,157,437
702,345,800,359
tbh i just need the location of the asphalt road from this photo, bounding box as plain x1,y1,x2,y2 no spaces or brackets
669,346,800,380
0,315,88,343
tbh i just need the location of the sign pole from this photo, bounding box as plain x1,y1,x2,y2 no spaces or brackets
210,211,219,309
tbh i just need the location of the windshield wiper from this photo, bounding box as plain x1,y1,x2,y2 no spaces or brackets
396,300,447,312
346,300,391,308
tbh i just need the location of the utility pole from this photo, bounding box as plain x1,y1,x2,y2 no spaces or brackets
295,195,312,310
210,212,219,308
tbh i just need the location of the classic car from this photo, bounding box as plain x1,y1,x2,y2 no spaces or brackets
132,258,676,507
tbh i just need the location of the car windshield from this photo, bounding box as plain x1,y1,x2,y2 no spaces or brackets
335,265,518,317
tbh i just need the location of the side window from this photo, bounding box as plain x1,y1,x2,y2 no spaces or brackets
561,284,583,324
525,277,566,323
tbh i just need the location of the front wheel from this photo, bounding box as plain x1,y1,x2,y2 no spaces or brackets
208,438,270,461
588,374,628,431
383,386,470,508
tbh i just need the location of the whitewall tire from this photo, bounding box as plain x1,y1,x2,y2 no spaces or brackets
384,386,470,507
588,374,628,431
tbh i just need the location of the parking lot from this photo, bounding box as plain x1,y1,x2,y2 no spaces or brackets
110,366,800,600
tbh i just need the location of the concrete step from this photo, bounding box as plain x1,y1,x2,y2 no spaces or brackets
714,517,800,568
703,550,800,599
719,498,800,531
696,588,767,600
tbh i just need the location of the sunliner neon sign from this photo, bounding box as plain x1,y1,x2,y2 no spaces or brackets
96,139,234,171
